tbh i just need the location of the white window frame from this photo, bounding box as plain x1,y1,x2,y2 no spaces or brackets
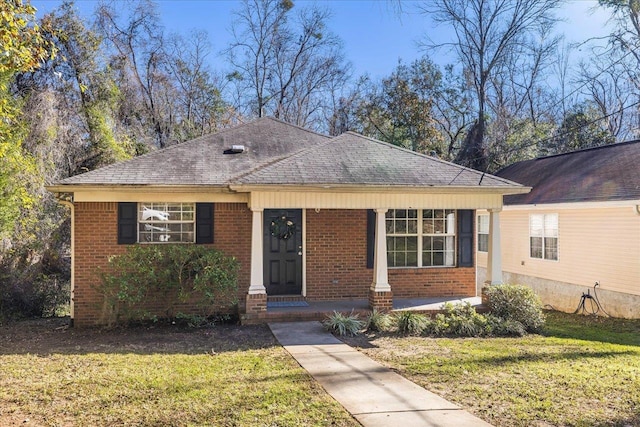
529,213,558,261
386,209,457,268
138,202,195,244
477,214,489,252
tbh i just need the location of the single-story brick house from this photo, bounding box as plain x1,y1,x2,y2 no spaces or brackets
48,118,528,326
477,140,640,318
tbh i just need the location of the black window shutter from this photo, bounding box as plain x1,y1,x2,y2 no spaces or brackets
118,202,137,245
196,203,214,244
366,209,375,269
457,209,474,267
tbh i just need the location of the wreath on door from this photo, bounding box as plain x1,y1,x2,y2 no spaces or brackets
270,216,296,240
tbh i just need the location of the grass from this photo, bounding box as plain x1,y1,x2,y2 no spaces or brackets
0,320,358,427
343,311,640,427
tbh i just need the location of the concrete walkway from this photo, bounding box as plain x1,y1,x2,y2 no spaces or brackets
269,321,492,427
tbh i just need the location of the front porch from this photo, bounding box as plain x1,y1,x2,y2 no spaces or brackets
240,296,485,324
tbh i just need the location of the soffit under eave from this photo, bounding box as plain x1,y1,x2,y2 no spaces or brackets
247,190,509,210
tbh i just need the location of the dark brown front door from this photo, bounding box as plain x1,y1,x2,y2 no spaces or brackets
264,209,303,295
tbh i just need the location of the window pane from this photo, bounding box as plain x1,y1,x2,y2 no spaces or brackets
545,214,558,237
478,215,489,234
423,236,432,251
433,236,444,250
444,249,455,266
407,219,418,234
395,220,407,234
422,251,432,266
406,251,418,267
387,251,395,267
386,220,394,234
530,237,542,258
545,237,558,260
530,214,543,237
407,237,417,251
433,252,444,266
478,234,489,252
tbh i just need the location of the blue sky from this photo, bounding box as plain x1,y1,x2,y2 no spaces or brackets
32,0,613,80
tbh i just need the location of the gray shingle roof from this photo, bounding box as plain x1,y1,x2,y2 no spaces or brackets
498,140,640,204
58,117,329,186
236,132,520,188
55,118,524,191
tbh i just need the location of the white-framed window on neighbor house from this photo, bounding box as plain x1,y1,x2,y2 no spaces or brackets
529,213,558,261
386,209,456,268
477,214,489,252
138,203,195,243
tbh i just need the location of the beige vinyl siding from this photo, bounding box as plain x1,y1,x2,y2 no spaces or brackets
481,206,640,296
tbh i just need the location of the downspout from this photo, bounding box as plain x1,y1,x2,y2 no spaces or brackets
56,193,75,327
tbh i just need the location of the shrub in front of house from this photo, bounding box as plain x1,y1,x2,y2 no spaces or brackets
98,245,238,326
484,284,545,333
440,302,490,337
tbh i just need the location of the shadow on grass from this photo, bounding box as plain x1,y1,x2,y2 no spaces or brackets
0,316,281,356
542,311,640,347
443,348,640,371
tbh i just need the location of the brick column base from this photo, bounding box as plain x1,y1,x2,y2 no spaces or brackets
481,285,491,306
369,289,393,312
246,293,267,314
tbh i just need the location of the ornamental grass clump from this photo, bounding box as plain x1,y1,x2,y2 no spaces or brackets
365,309,392,332
394,311,429,335
484,284,545,333
323,311,365,336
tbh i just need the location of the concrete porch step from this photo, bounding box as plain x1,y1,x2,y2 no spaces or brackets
266,295,307,302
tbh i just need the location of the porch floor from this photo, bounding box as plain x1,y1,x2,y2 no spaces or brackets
242,296,484,324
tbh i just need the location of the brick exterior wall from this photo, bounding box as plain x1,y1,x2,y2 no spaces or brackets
74,202,123,326
73,204,476,326
305,209,372,300
73,202,252,327
305,209,477,301
389,267,476,298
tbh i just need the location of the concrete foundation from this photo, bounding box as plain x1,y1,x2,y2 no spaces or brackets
477,267,640,319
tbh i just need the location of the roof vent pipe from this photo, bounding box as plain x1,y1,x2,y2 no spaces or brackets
230,145,247,153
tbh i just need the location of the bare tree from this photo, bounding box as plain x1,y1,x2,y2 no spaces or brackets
166,30,233,140
421,0,561,170
96,0,174,148
227,0,350,129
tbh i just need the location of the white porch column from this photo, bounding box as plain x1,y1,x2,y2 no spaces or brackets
371,208,391,292
248,208,266,295
486,208,503,285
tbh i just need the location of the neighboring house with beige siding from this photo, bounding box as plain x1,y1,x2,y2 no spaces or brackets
47,118,527,326
477,141,640,318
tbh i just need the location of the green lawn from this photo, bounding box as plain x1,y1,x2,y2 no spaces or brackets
0,320,358,427
343,311,640,427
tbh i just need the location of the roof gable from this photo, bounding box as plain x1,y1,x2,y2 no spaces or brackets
498,140,640,204
236,132,521,188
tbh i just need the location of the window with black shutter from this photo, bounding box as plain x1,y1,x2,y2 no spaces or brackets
118,202,137,244
457,209,474,267
196,203,214,244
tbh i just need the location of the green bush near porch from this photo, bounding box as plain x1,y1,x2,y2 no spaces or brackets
484,283,545,333
98,245,238,326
